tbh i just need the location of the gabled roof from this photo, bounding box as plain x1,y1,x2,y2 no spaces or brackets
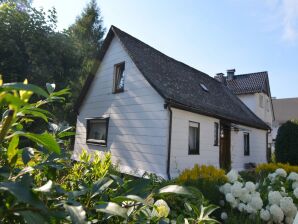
76,26,270,130
226,72,269,95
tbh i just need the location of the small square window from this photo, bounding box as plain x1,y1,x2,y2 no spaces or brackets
189,121,200,155
244,133,250,156
259,95,264,108
214,122,219,146
86,118,109,145
113,62,125,93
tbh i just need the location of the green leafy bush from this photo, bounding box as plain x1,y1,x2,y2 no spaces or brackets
275,120,298,165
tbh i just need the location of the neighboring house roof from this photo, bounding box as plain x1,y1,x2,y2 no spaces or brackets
76,26,270,130
272,98,298,124
225,72,269,95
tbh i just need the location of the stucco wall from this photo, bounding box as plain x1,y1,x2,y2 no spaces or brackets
73,36,169,178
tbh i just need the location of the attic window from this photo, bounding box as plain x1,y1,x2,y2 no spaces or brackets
200,83,209,92
113,62,125,93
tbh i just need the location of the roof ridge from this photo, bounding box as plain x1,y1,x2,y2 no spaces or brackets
235,71,268,77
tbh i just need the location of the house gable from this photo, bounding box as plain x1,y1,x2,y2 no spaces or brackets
74,35,169,178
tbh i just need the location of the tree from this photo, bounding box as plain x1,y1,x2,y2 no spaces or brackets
66,0,106,116
275,120,298,165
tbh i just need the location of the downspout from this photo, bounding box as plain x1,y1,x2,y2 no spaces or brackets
166,103,173,180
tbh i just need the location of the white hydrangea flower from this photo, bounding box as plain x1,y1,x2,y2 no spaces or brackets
245,204,256,214
294,188,298,199
275,168,287,178
221,212,228,220
260,209,271,221
231,181,243,198
250,195,263,210
239,192,251,203
151,199,170,218
268,191,282,205
285,217,294,224
230,198,239,208
270,204,284,223
292,181,298,190
245,181,256,193
225,193,236,203
237,203,246,212
220,183,232,194
287,172,298,181
280,197,295,215
227,170,238,183
268,173,277,182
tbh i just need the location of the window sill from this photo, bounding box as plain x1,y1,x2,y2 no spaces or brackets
86,140,107,147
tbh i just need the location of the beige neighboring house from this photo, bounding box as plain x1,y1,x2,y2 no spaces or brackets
272,98,298,147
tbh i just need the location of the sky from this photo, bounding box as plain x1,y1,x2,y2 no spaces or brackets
32,0,298,99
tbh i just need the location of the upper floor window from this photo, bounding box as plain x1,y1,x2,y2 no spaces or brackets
113,62,125,93
214,122,219,146
189,121,200,155
244,132,250,156
86,117,109,146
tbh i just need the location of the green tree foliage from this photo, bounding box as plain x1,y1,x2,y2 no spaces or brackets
275,120,298,165
0,1,105,124
0,2,81,90
66,0,106,122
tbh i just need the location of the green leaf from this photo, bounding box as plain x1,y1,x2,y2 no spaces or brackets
13,131,60,154
95,202,128,219
46,83,55,94
17,109,48,122
57,131,75,139
33,180,53,193
112,195,146,204
2,83,49,98
91,178,114,198
176,215,185,224
64,203,86,224
19,211,47,224
7,135,19,165
158,185,191,196
0,180,46,210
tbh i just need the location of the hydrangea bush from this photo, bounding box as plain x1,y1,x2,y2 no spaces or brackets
219,169,298,223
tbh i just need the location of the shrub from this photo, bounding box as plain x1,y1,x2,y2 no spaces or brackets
177,164,227,183
176,165,227,205
275,120,298,165
256,163,298,177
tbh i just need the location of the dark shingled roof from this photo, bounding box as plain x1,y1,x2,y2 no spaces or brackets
226,72,269,95
76,26,269,130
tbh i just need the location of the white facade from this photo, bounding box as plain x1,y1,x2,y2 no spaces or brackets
73,37,169,178
237,93,273,126
169,108,267,178
230,125,267,170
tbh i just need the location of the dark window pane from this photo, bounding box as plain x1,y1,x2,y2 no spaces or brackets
214,122,219,146
113,62,125,93
244,133,250,156
87,118,109,145
189,122,200,154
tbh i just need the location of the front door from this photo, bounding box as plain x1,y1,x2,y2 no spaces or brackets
219,122,231,170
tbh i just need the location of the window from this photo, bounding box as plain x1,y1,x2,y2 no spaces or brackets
86,118,109,145
244,133,250,156
188,121,200,155
113,62,125,93
214,122,219,146
259,95,264,108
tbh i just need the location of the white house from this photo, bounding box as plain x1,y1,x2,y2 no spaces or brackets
215,70,274,160
73,26,270,179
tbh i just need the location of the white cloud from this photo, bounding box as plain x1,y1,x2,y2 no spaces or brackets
281,0,298,41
